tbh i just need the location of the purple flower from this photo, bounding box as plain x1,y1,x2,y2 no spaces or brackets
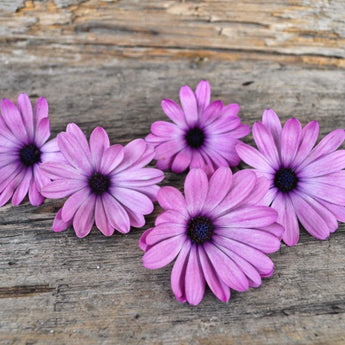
140,168,283,305
0,94,60,207
236,109,345,246
40,124,164,238
146,80,250,174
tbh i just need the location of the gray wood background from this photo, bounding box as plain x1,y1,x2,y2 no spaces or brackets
0,1,344,344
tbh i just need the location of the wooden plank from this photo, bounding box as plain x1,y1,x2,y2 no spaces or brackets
0,1,344,344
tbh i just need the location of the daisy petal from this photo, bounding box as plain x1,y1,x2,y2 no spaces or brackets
161,99,187,128
262,109,282,149
73,195,96,238
143,235,186,269
90,127,110,170
158,186,187,213
95,197,114,236
171,239,191,302
61,188,89,222
198,245,230,302
195,80,211,112
52,209,72,232
180,85,198,127
184,168,208,216
281,118,302,167
185,244,205,306
17,93,34,141
204,242,249,291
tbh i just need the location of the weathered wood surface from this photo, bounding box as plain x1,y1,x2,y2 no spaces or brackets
0,1,345,344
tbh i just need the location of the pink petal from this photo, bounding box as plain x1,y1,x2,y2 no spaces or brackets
198,245,230,302
35,118,50,147
17,93,34,141
214,227,281,253
301,129,345,169
179,85,198,127
142,235,186,269
242,176,271,206
171,149,192,173
110,187,154,215
102,192,130,233
213,170,257,217
95,197,114,236
52,208,71,232
184,168,208,217
171,239,191,303
298,150,345,178
28,180,44,206
236,143,274,173
66,123,92,163
221,103,240,117
271,193,299,246
299,180,345,205
33,165,50,191
292,121,319,167
61,188,89,222
40,137,59,153
185,244,205,305
0,182,15,207
206,115,240,135
199,100,223,125
259,222,285,238
212,236,274,277
73,195,96,238
280,118,302,167
90,127,110,170
12,169,32,206
126,207,145,228
204,242,249,291
34,97,48,126
99,144,124,175
220,246,262,287
161,99,187,128
203,167,232,214
151,121,182,138
145,223,186,246
190,150,206,169
253,121,280,170
215,206,278,229
57,132,92,174
262,109,282,149
114,168,164,187
41,179,86,199
316,198,345,224
116,139,150,172
195,80,211,113
39,162,83,180
139,228,154,251
229,123,250,139
157,186,187,213
290,192,331,240
155,209,188,226
155,139,185,161
0,99,27,140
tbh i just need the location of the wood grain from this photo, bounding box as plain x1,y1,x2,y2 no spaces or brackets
0,1,345,345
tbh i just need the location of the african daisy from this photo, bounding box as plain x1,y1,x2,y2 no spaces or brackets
40,124,164,237
0,94,60,207
146,80,250,174
236,109,345,246
140,168,284,305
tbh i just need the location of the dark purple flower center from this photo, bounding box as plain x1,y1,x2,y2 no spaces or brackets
19,143,41,167
187,216,214,244
185,127,205,149
88,172,111,195
274,168,298,193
